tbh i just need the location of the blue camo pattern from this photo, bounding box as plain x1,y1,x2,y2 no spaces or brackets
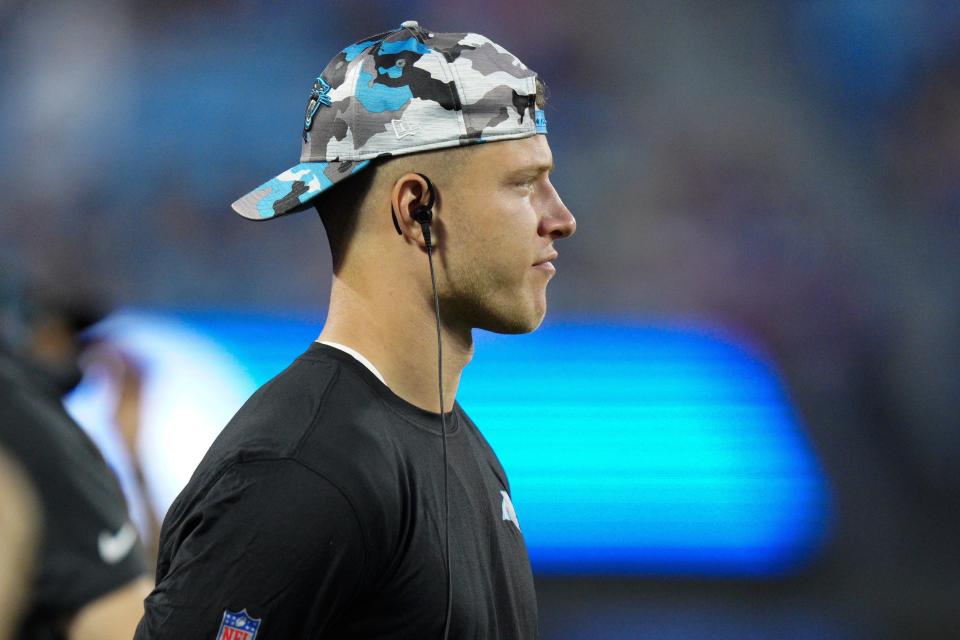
238,160,369,220
233,22,544,220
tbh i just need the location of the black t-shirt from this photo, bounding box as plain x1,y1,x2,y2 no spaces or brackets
0,344,147,640
137,342,538,639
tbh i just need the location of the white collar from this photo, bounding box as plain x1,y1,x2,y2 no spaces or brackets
316,340,387,386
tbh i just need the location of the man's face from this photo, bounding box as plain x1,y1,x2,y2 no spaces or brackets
437,135,577,334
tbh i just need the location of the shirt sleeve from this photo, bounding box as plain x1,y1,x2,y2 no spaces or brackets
136,459,367,639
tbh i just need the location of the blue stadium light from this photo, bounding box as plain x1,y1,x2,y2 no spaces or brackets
460,321,832,576
89,310,832,577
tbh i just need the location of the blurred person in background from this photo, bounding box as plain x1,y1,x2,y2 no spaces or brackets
16,294,102,398
65,333,160,564
137,21,574,640
8,287,161,560
0,320,152,639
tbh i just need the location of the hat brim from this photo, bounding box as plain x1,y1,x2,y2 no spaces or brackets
231,160,371,221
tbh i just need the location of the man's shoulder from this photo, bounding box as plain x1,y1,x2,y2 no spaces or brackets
178,343,405,504
223,348,343,452
211,342,396,462
157,344,413,578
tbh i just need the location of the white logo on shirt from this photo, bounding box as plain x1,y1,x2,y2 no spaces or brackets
500,490,521,532
98,522,138,564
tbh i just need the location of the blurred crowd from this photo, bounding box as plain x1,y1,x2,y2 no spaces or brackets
2,1,958,637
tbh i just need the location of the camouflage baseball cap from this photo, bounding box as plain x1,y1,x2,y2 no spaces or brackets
231,20,547,221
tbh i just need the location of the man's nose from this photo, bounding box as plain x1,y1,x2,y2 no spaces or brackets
540,184,577,240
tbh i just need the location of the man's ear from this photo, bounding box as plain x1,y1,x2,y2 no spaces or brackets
391,173,435,247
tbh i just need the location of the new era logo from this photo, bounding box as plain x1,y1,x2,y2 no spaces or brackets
391,119,420,139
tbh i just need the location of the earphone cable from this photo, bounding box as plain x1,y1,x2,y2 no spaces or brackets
423,227,452,640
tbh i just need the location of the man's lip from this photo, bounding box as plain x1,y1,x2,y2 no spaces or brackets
533,252,558,266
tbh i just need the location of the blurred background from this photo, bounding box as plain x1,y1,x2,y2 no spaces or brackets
2,1,959,638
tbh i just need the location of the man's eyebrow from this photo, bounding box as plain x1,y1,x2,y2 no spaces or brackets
508,163,554,177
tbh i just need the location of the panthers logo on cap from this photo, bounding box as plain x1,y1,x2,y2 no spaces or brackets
303,76,332,136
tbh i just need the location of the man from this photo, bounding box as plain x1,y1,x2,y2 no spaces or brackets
137,21,575,639
0,337,152,640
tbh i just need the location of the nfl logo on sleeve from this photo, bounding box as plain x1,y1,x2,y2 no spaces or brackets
215,609,261,640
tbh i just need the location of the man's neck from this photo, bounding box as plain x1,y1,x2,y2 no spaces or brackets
318,275,473,414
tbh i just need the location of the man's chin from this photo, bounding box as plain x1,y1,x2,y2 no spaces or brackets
479,304,546,335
